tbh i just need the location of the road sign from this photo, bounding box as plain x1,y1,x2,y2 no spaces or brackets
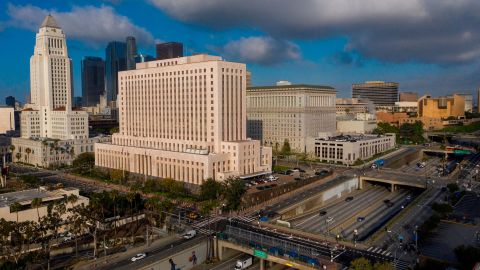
253,249,267,259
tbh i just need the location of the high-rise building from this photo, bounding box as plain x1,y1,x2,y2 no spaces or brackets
95,54,272,184
126,36,137,70
246,82,336,153
134,54,155,63
81,56,105,107
352,81,399,106
456,93,473,113
5,96,15,107
399,92,418,102
105,41,127,103
0,106,15,134
156,42,183,60
12,15,109,167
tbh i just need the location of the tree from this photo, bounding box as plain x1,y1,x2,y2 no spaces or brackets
447,183,459,193
31,198,42,222
223,178,246,211
72,152,95,172
373,122,399,135
10,202,22,223
67,194,78,210
373,262,394,270
110,190,119,243
15,153,21,162
25,148,32,163
399,121,424,144
110,169,124,184
349,257,373,270
200,178,223,201
281,139,291,156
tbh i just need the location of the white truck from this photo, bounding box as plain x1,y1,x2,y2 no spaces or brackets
234,256,253,269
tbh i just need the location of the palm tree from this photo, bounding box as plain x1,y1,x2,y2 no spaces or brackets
15,153,21,162
66,194,78,210
25,148,32,164
126,191,136,242
10,202,22,223
109,190,119,243
31,198,42,222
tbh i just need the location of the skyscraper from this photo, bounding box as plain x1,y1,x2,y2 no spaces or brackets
95,54,272,184
156,42,183,60
12,15,108,167
105,41,127,103
81,56,105,107
126,36,137,70
352,81,399,106
134,54,155,63
5,96,15,107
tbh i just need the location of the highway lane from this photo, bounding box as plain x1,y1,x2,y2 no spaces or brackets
98,236,204,270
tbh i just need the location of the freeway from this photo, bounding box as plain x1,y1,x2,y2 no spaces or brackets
97,236,205,270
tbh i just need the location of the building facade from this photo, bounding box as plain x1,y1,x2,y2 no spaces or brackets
399,92,418,102
456,93,473,113
352,81,399,106
246,83,336,153
13,15,107,167
0,106,15,134
156,42,183,60
336,120,376,134
418,94,465,119
336,98,375,119
312,134,396,165
126,36,137,71
81,56,105,107
95,54,272,184
105,41,127,103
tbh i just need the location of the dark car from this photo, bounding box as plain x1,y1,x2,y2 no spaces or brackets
345,196,354,202
357,217,365,222
384,199,393,207
256,186,266,190
319,210,327,216
294,177,302,181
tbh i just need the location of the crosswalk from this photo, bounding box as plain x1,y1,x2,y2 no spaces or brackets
192,216,225,234
366,246,391,257
365,246,411,270
234,215,257,223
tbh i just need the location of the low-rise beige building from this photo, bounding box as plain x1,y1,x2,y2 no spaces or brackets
312,134,396,165
247,82,336,153
0,187,88,222
95,54,272,185
337,120,377,134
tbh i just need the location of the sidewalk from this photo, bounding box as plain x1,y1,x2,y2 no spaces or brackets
73,234,179,270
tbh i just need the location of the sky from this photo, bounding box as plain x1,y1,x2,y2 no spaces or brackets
0,0,479,103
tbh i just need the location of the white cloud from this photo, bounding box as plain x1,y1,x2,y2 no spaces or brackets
148,0,480,64
221,36,300,65
7,4,154,46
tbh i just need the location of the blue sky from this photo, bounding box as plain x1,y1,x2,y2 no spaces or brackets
0,0,479,103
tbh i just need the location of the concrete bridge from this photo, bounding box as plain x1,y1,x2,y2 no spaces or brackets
359,170,427,191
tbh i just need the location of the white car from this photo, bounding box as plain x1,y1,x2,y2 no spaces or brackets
326,216,334,223
183,230,197,239
131,253,147,262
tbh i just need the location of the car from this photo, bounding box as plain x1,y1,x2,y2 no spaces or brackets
182,230,197,239
245,183,252,188
357,217,365,222
294,177,302,181
326,216,334,223
250,181,258,185
264,185,272,189
131,253,147,262
319,210,327,216
406,195,412,201
345,196,354,202
256,186,266,190
384,199,393,207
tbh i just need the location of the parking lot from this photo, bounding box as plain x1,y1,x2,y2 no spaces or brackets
289,183,418,241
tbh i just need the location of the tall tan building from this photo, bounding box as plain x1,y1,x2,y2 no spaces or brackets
418,94,465,119
246,83,336,153
95,54,272,184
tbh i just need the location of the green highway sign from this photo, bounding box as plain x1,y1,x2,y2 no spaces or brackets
454,150,471,155
253,249,267,259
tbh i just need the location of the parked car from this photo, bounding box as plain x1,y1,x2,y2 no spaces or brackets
131,253,147,262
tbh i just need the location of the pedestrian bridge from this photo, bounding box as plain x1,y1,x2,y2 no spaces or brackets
359,170,427,191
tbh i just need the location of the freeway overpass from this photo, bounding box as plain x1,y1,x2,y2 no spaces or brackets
359,170,428,191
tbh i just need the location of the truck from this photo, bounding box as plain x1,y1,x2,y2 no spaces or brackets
234,256,253,270
371,159,385,169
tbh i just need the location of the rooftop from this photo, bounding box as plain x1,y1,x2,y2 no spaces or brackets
40,14,60,29
317,134,394,143
247,84,335,91
0,187,80,208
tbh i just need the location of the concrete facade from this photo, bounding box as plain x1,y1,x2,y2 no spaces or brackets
337,120,376,134
0,106,15,134
312,134,396,165
246,84,336,153
13,15,106,167
95,54,271,184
